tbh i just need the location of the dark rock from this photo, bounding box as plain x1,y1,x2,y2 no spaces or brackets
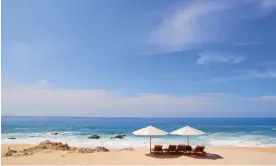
20,147,42,155
110,134,126,139
21,152,32,156
77,148,95,153
76,146,109,153
3,140,109,157
51,132,59,135
3,150,17,157
35,140,70,151
8,137,16,139
119,147,135,151
3,151,13,157
10,150,17,153
88,135,100,139
94,146,109,152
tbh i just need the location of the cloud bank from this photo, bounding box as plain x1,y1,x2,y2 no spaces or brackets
2,82,276,117
197,52,245,65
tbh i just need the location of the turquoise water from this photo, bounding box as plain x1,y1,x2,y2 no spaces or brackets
2,116,276,148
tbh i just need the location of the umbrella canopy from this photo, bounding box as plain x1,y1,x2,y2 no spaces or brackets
132,126,168,153
171,126,205,135
133,125,168,136
171,126,205,145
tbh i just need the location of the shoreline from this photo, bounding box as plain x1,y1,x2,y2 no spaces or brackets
2,143,276,152
3,134,276,148
2,143,276,150
3,141,276,152
2,143,276,165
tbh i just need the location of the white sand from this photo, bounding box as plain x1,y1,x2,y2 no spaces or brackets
2,144,276,165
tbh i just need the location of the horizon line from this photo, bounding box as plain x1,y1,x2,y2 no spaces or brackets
2,115,276,119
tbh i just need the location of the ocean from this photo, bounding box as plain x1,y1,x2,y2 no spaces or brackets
2,116,276,149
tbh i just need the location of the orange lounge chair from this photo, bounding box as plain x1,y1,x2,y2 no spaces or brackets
152,145,163,154
192,145,206,155
164,145,177,154
176,144,186,153
185,145,192,154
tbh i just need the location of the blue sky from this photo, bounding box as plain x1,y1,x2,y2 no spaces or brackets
2,0,276,117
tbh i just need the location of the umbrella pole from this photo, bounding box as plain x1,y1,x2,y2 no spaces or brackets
149,136,152,153
187,136,189,146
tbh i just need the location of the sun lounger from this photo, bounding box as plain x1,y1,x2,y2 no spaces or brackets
185,145,192,154
152,145,163,154
192,145,206,155
176,144,186,153
164,145,177,153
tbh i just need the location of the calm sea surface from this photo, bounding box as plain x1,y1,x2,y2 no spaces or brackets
2,116,276,148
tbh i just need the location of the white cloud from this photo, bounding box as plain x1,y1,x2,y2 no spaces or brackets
249,96,276,102
149,0,276,51
2,83,276,117
149,0,230,50
190,69,276,84
255,0,276,17
197,52,245,65
261,0,276,8
245,69,276,78
1,83,241,117
3,38,68,65
232,41,261,47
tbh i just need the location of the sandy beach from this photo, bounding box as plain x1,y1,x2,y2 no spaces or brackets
2,143,276,165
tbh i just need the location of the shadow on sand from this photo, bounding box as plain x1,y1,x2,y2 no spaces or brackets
145,153,182,159
188,153,224,160
145,153,223,160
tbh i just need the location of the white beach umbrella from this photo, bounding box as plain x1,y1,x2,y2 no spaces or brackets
170,126,205,145
132,125,168,153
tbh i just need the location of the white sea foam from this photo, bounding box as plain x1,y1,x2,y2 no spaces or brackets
200,133,276,147
2,132,276,149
